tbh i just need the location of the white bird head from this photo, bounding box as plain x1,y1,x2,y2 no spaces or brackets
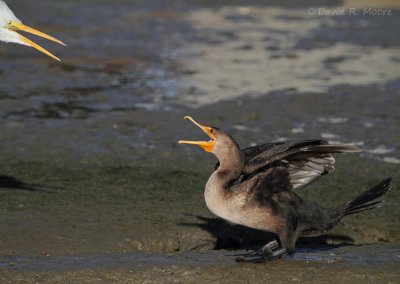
0,0,65,61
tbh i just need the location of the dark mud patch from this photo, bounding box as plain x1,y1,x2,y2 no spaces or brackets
0,159,398,258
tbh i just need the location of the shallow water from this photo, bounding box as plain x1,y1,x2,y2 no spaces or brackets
1,244,399,273
289,244,400,265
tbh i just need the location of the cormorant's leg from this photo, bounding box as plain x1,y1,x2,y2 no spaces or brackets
279,219,298,255
234,216,298,263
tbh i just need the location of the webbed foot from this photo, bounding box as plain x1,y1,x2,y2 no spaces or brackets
233,240,286,263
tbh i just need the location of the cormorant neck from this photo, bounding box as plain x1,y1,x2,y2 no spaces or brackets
214,144,244,184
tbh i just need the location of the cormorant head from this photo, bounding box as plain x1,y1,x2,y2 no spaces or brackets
179,116,238,155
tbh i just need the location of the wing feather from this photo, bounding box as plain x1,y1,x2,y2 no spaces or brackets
229,139,361,191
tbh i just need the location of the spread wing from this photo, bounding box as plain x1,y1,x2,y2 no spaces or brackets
222,139,361,190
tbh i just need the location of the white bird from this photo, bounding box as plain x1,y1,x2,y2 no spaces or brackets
0,0,65,61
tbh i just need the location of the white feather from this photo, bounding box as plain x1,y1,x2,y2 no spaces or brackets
0,1,26,45
289,156,336,189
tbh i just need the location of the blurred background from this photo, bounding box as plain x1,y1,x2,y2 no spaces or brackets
0,0,399,281
0,0,398,164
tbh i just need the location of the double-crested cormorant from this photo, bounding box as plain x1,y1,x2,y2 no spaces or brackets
179,116,392,262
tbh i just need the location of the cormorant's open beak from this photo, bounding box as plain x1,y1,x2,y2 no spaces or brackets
179,116,216,153
7,20,66,61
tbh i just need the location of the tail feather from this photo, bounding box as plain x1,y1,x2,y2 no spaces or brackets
346,200,382,212
338,177,392,218
344,205,384,216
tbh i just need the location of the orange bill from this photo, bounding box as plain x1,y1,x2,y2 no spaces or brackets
179,116,216,153
7,21,66,61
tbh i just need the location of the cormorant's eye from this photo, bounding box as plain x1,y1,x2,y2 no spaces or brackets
210,129,215,134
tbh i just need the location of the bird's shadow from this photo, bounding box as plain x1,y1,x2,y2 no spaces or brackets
0,175,63,193
179,214,354,251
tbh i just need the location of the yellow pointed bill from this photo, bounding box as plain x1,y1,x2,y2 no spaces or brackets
179,116,216,153
7,21,66,61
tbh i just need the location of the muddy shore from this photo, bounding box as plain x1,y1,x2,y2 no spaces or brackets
1,0,400,282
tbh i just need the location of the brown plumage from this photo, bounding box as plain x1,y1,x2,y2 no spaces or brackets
179,116,392,262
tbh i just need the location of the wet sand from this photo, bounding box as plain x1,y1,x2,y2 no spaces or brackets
1,0,400,282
